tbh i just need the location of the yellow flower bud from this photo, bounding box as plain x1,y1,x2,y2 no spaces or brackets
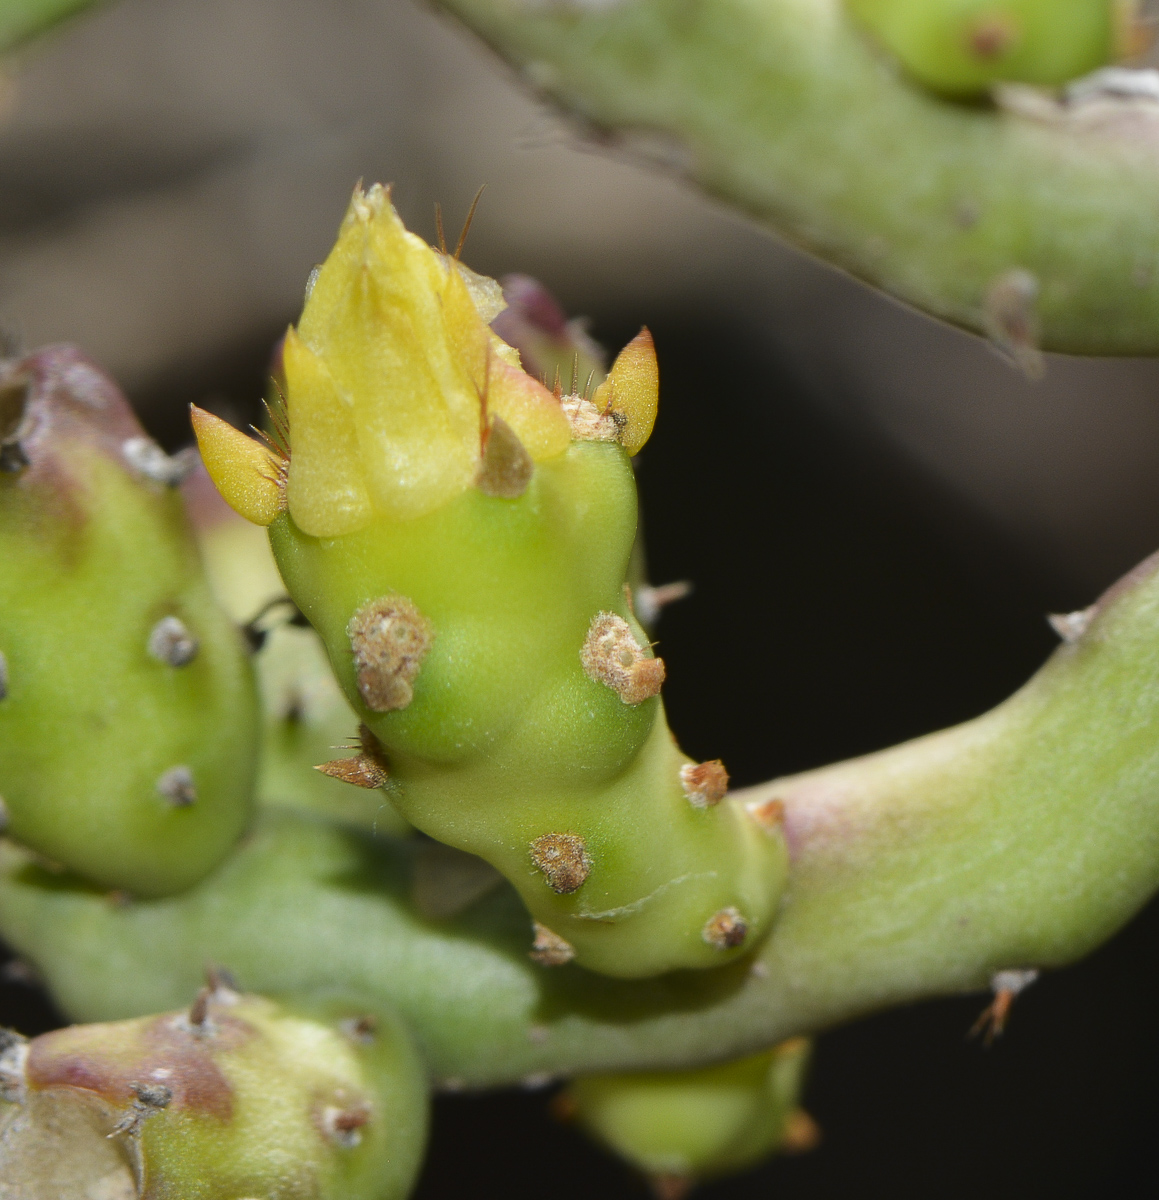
284,183,571,532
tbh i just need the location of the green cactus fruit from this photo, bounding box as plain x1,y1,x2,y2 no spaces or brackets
183,467,411,837
847,0,1137,96
192,184,789,980
0,346,259,897
562,1039,816,1193
0,980,428,1200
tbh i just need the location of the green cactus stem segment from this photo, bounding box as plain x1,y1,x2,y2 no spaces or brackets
563,1038,815,1188
184,471,411,838
0,986,428,1200
270,439,788,980
215,189,789,979
0,0,99,52
0,347,259,896
439,0,1159,355
11,547,1159,1084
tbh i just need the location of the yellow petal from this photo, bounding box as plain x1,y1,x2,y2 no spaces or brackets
442,261,491,396
282,328,373,537
190,405,285,526
591,327,658,456
296,184,479,521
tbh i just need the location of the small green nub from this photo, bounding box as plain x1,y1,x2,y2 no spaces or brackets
563,1039,815,1189
848,0,1129,96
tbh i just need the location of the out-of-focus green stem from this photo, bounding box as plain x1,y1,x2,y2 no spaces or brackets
440,0,1159,356
0,0,97,51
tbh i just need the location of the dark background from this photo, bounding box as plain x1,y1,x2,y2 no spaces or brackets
4,2,1159,1197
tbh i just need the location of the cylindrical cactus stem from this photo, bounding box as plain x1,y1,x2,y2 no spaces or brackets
559,1039,817,1195
0,346,259,897
0,979,428,1200
847,0,1140,97
193,184,788,979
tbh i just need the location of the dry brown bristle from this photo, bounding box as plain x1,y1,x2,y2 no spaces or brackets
702,906,748,950
781,1109,822,1154
747,797,785,830
529,921,575,967
187,986,211,1028
680,760,729,809
580,611,665,705
650,1174,693,1200
454,184,487,260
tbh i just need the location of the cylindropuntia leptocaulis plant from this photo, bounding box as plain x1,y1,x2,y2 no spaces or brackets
9,175,1159,1199
193,183,788,981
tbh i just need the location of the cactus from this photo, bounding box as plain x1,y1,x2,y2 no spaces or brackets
561,1039,817,1195
5,152,1159,1191
437,0,1159,355
0,347,259,897
7,421,1159,1092
0,978,428,1200
192,186,788,980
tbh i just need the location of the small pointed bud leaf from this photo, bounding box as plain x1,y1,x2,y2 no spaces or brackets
477,416,534,498
487,354,572,460
190,405,285,526
591,328,658,455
